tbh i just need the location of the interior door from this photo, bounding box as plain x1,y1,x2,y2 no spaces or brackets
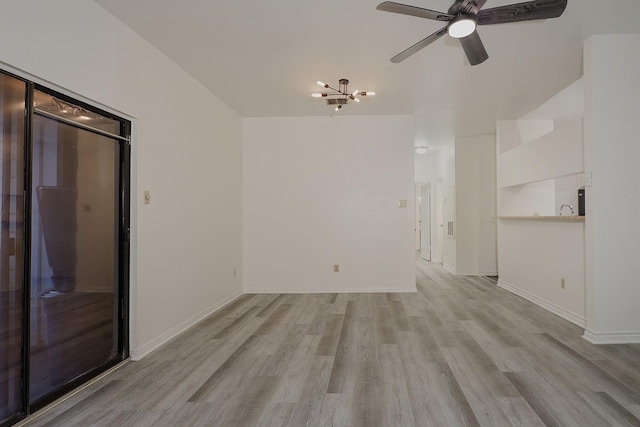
435,180,444,264
419,183,431,261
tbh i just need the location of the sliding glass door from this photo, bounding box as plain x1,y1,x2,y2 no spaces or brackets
29,89,126,406
0,71,27,426
0,72,130,426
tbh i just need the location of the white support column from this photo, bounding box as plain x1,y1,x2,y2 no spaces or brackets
583,35,640,344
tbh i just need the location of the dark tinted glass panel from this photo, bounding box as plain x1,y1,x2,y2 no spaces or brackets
29,92,120,403
0,74,26,423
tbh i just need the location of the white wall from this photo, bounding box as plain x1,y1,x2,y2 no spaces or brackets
499,180,556,216
439,143,456,188
455,135,497,276
243,115,416,293
415,152,439,183
583,35,640,343
0,0,244,359
498,221,585,325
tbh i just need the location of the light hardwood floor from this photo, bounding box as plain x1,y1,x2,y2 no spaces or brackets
24,259,640,426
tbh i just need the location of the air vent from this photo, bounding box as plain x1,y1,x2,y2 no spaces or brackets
326,99,348,106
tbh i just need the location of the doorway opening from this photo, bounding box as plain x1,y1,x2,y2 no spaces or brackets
417,183,431,261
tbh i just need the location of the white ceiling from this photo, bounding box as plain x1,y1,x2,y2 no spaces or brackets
94,0,640,146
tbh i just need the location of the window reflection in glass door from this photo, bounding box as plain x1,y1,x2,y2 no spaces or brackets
0,71,26,426
28,90,123,405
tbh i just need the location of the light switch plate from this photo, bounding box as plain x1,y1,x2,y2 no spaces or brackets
398,200,408,208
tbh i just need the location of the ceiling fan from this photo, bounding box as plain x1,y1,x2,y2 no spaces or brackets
377,0,568,65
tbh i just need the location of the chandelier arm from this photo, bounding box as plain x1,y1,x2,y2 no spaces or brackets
323,82,352,97
323,85,344,94
324,93,352,98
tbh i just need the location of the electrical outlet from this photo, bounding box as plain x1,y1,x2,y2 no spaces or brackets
334,264,340,273
561,278,565,289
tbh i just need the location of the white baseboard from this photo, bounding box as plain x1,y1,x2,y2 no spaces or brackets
441,271,497,277
457,271,488,277
479,271,498,277
443,264,457,275
454,271,472,276
131,291,243,360
497,279,586,328
582,329,640,345
243,286,417,294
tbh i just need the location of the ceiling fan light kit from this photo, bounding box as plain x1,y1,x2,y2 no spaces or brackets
311,78,375,112
377,0,568,65
448,15,477,39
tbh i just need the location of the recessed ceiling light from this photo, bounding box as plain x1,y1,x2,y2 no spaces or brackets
415,146,429,155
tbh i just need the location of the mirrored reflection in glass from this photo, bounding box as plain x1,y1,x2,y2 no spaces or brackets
0,73,26,424
29,96,120,403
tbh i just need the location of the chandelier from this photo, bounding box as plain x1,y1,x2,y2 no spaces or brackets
312,78,375,112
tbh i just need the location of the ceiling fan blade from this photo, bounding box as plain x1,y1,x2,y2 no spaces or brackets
475,0,489,10
477,0,567,25
459,31,489,65
390,27,448,63
377,2,453,22
453,0,488,13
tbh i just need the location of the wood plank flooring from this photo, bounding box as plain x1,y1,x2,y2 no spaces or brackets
23,259,640,426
